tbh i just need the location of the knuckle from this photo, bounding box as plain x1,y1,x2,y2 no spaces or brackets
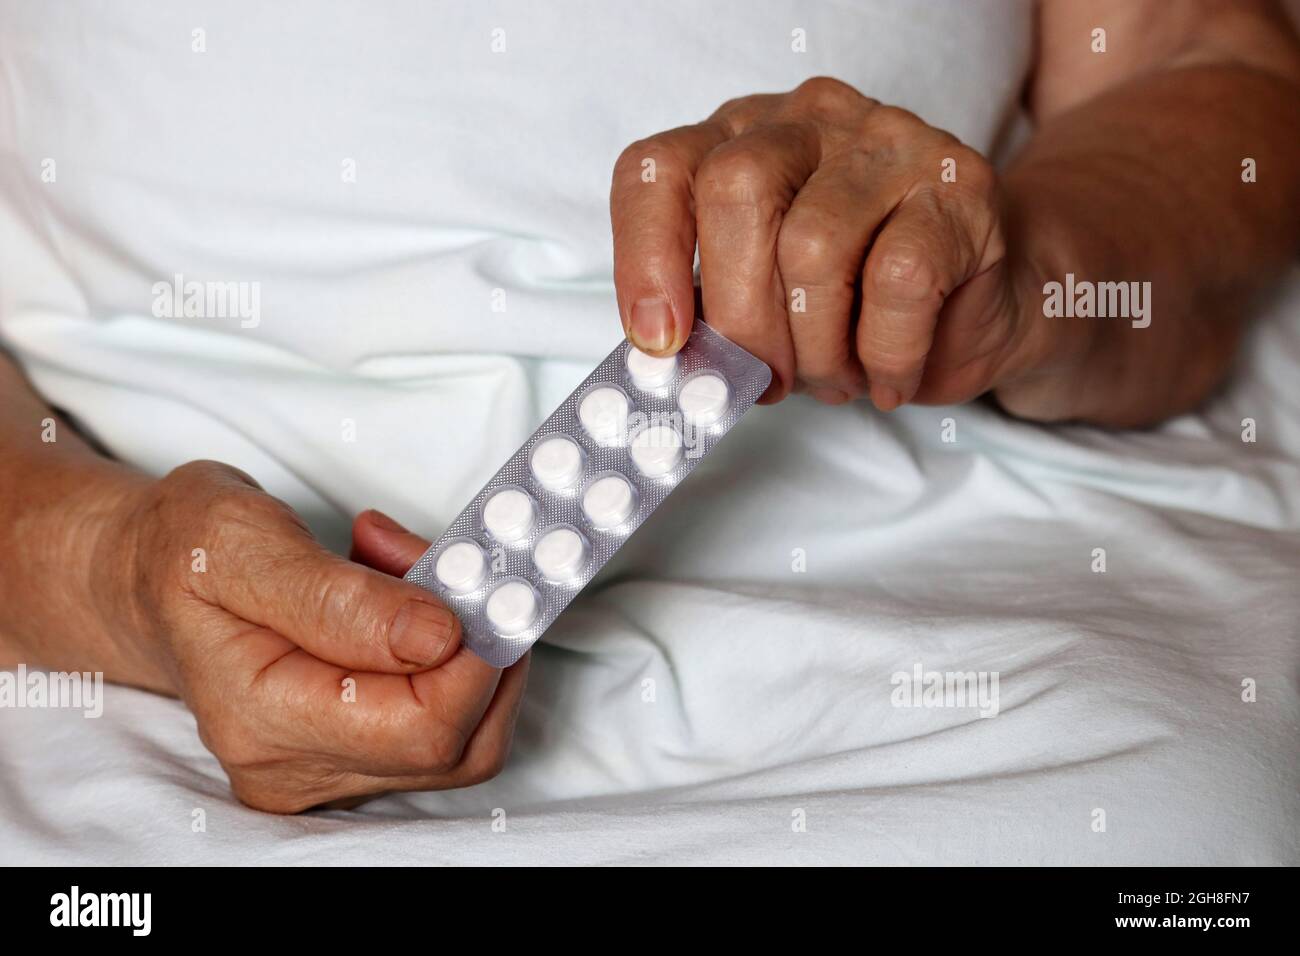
869,247,943,303
313,563,374,623
932,141,998,203
151,463,216,524
463,741,511,785
615,137,681,183
212,486,289,527
199,715,263,772
776,217,834,273
955,145,995,188
790,76,862,115
166,459,261,498
211,722,352,814
151,461,272,547
613,139,644,174
865,104,924,142
228,777,279,812
613,138,648,176
228,776,315,815
192,490,291,603
400,719,468,774
710,95,767,135
696,144,777,206
945,146,998,208
206,485,257,523
161,459,214,490
713,93,753,119
312,566,414,658
992,382,1062,423
207,491,310,564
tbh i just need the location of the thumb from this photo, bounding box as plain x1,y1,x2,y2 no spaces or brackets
350,509,437,577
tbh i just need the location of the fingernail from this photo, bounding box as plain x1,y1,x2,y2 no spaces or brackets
367,509,407,533
389,600,455,665
629,297,673,353
871,383,902,412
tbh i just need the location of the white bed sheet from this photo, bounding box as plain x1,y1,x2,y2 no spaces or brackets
3,274,1299,866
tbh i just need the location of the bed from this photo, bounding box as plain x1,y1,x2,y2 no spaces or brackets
4,267,1297,866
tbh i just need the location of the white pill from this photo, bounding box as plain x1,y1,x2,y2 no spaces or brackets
482,488,536,543
678,372,731,428
626,347,677,390
578,386,630,445
629,423,683,477
530,436,584,490
582,474,636,529
434,541,486,593
485,580,538,635
533,527,589,581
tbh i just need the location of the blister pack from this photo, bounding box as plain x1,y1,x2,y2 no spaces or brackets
404,320,772,667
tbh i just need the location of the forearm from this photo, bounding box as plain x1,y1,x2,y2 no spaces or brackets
0,351,164,688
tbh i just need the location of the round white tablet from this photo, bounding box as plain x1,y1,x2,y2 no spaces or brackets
482,488,536,543
582,474,636,529
626,347,677,390
678,372,731,428
485,580,538,635
530,436,584,490
578,386,630,445
629,423,683,477
434,541,486,593
533,527,589,581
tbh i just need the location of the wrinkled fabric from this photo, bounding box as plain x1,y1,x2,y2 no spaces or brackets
2,1,1295,865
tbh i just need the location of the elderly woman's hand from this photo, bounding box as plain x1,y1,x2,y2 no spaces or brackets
611,0,1300,428
610,77,1038,412
98,461,527,812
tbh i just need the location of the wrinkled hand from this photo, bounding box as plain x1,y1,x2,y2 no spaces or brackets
108,460,527,813
612,76,1037,410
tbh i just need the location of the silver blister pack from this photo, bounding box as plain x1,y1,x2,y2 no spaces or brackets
404,319,772,667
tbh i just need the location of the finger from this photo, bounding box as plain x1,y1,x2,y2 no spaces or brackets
393,651,531,787
279,658,531,809
447,652,530,779
611,122,730,355
203,498,460,672
311,654,527,796
857,184,1002,410
776,150,905,401
695,124,822,401
349,509,433,577
237,626,503,778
